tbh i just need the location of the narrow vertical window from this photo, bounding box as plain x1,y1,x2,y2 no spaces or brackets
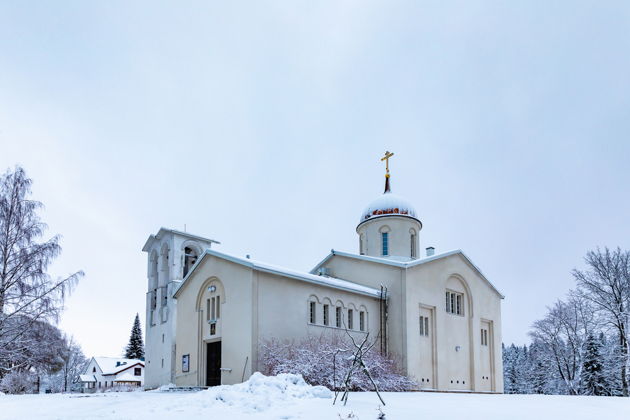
359,311,365,331
481,329,484,345
419,316,425,335
451,293,455,314
335,307,341,328
211,297,216,320
359,236,365,255
309,301,316,324
382,232,389,256
410,234,416,258
424,316,429,336
445,292,450,313
206,299,211,321
348,309,353,330
216,295,220,319
323,304,329,326
456,294,462,315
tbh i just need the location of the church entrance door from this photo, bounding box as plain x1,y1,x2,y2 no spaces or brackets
206,341,221,386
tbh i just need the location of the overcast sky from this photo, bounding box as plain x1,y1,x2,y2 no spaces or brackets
1,1,629,358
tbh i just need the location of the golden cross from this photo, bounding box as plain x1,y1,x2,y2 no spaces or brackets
381,151,394,178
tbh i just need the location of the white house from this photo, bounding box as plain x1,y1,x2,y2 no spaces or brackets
79,357,145,392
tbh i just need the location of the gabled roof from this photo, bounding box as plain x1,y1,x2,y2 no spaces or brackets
142,227,220,252
92,357,145,375
174,248,382,299
79,374,96,382
311,249,504,298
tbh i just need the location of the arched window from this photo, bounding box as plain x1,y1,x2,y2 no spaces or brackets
183,246,199,278
381,232,389,256
359,234,365,255
410,229,417,259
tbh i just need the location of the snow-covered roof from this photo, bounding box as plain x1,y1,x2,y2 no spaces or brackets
359,191,420,226
311,249,504,298
93,357,144,375
142,227,220,252
114,372,142,382
174,249,382,299
79,374,96,382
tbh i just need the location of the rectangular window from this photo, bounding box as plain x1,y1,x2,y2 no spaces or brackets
420,316,429,336
335,307,341,328
206,299,211,321
309,301,316,324
348,309,353,330
382,232,389,256
323,304,329,326
446,291,464,315
211,297,216,320
216,295,220,319
359,311,365,331
411,234,416,258
481,329,489,346
134,367,141,376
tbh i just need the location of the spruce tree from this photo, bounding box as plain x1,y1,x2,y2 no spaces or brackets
124,313,145,360
580,334,608,395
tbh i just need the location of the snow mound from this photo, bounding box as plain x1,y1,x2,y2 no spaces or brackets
158,383,176,391
197,372,331,412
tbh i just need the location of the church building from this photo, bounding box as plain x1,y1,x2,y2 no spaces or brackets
142,153,504,392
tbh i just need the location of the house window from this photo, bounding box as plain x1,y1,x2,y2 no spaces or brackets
410,234,416,258
419,316,429,336
216,295,220,318
207,299,211,321
445,291,464,315
162,333,164,343
381,232,389,256
211,297,216,320
359,311,365,331
335,307,341,328
309,301,316,324
161,358,164,368
359,236,365,255
348,309,353,330
134,368,142,376
92,367,96,373
161,286,168,306
323,304,329,326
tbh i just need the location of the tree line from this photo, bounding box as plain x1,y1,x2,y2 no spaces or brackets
504,247,630,396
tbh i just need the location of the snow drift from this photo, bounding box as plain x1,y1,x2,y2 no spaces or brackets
194,372,331,412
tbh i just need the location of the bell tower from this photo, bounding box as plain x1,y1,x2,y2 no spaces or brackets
142,228,219,388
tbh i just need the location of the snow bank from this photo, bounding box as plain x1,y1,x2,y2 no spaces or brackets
196,372,331,412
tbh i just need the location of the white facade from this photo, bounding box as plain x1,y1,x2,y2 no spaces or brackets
141,228,218,389
143,174,504,392
80,357,144,392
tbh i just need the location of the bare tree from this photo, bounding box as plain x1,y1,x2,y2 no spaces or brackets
572,247,630,396
529,292,595,395
0,166,83,377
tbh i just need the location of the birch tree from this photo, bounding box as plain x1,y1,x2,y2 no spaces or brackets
0,166,83,377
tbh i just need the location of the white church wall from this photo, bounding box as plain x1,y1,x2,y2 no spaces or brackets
254,270,381,362
174,255,255,387
313,256,407,365
404,254,503,393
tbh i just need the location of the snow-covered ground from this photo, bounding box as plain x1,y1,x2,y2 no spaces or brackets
1,373,629,420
